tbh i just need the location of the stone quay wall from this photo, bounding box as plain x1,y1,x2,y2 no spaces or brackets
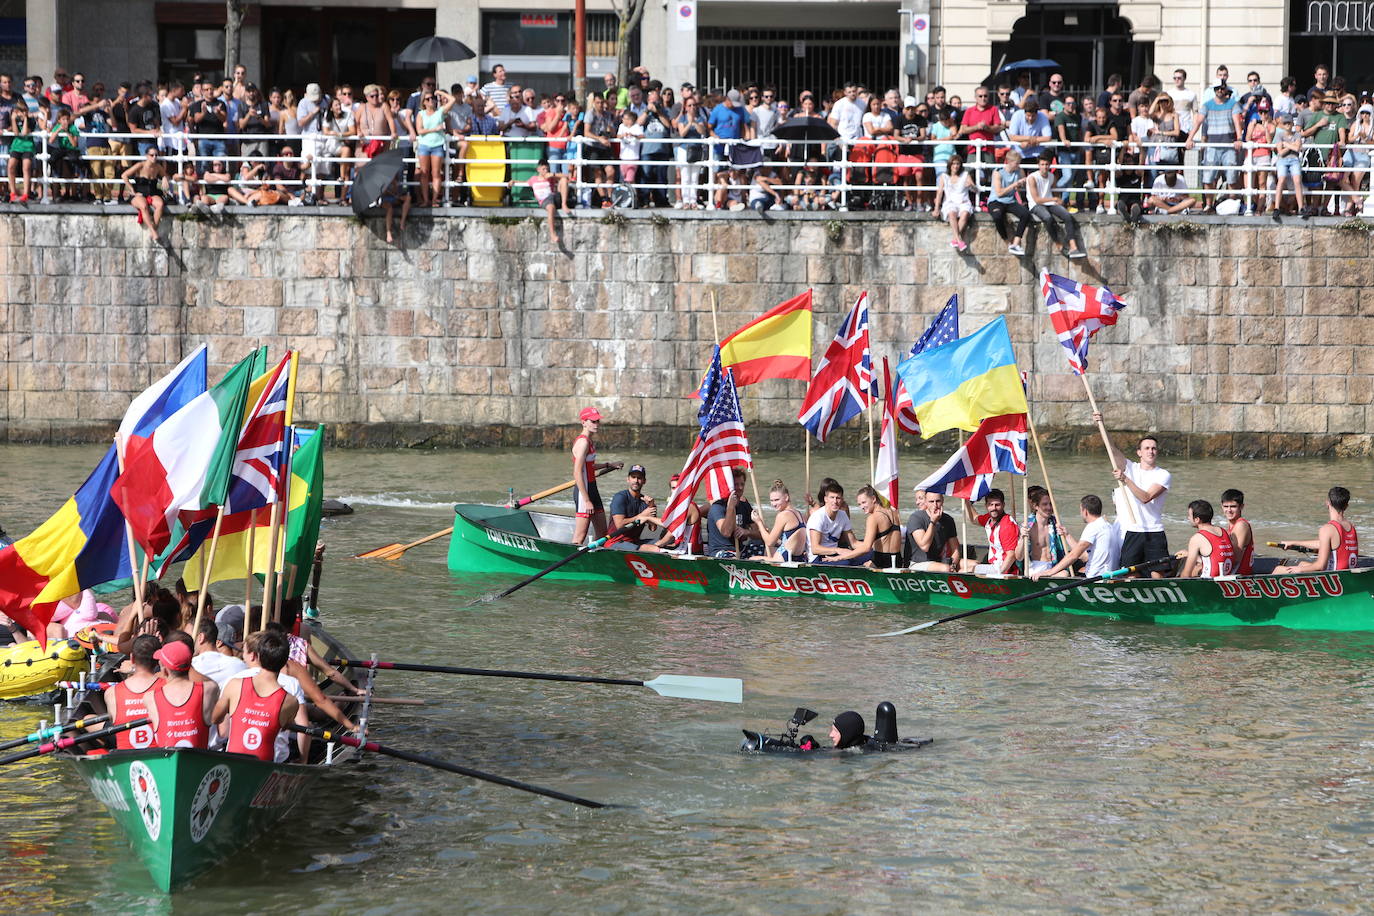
2,208,1372,458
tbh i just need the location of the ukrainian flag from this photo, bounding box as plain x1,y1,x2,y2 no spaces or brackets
895,317,1029,438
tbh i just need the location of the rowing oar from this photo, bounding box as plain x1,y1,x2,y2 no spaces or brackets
475,527,631,603
287,724,613,809
322,695,425,706
0,717,149,766
355,463,623,560
867,556,1176,638
0,714,109,753
510,462,622,508
342,659,743,704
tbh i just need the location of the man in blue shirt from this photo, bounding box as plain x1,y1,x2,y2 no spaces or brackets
1006,98,1052,159
1185,83,1243,210
706,468,763,558
708,88,752,172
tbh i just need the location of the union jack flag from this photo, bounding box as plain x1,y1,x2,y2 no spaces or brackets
661,360,752,544
914,412,1027,501
1041,271,1128,376
798,292,877,442
895,294,959,435
224,353,293,512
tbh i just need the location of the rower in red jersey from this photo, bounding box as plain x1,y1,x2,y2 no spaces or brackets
1219,488,1254,576
103,634,160,750
213,630,301,762
145,640,218,749
1178,499,1235,578
1278,486,1359,572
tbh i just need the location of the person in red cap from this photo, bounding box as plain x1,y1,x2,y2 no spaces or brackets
146,640,218,749
571,406,607,545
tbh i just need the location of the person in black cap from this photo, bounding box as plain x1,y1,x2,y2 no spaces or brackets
830,710,869,749
609,464,662,549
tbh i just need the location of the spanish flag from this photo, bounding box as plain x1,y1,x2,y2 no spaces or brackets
716,289,813,387
895,317,1029,438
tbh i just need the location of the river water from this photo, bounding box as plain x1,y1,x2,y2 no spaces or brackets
2,443,1373,914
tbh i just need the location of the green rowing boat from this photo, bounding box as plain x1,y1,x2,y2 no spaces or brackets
65,621,365,891
448,504,1374,632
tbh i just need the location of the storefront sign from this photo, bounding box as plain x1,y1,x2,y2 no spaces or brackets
1307,0,1374,34
520,13,557,28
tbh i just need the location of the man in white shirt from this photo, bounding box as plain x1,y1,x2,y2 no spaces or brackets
501,92,539,138
159,80,189,154
828,82,865,143
1030,494,1122,579
749,87,781,142
191,614,248,687
807,482,854,563
1095,413,1172,578
1166,69,1197,135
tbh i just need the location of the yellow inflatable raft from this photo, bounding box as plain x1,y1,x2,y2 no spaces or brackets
0,639,89,700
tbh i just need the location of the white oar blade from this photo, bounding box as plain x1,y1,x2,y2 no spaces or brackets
867,619,940,638
644,675,743,704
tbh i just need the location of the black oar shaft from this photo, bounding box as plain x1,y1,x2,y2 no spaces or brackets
290,725,609,808
342,659,643,688
487,527,626,601
0,714,109,752
913,557,1175,631
0,717,148,765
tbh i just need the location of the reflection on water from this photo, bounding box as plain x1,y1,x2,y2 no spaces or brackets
2,444,1374,911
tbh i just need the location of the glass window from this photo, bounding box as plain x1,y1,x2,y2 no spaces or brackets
484,12,573,57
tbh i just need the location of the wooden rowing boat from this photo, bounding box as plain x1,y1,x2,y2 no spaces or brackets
64,620,368,892
448,504,1374,632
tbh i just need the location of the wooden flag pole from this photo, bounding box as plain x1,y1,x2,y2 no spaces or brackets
243,508,258,623
1079,373,1139,527
866,402,876,482
958,431,969,571
271,427,296,625
709,289,765,525
804,432,811,505
191,506,226,635
113,435,144,603
1025,409,1061,522
258,501,283,636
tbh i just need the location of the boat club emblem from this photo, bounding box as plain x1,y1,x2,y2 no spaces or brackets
129,761,162,840
190,765,231,843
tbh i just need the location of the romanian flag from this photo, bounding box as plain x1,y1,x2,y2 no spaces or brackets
895,317,1029,438
0,347,209,642
715,289,813,387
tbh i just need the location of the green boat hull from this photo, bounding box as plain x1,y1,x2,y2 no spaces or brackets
71,747,323,892
448,504,1374,632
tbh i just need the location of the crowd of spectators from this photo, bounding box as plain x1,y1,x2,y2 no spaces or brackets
0,60,1370,241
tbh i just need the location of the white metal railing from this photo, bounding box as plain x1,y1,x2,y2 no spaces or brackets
2,129,1372,215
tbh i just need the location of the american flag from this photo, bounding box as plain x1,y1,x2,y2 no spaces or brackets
895,294,959,435
914,413,1028,501
798,292,877,442
224,353,293,512
1041,271,1128,376
660,359,753,543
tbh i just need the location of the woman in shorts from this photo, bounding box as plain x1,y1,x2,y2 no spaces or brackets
414,88,455,207
933,154,974,251
120,145,169,241
509,159,568,246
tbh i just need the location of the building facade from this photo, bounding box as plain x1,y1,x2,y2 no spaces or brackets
9,0,1331,110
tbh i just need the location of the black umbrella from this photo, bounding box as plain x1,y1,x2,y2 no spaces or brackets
397,36,476,66
771,116,840,143
351,148,407,216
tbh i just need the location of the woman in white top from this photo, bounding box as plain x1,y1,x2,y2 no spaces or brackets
861,94,893,140
933,154,974,251
1027,151,1087,258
